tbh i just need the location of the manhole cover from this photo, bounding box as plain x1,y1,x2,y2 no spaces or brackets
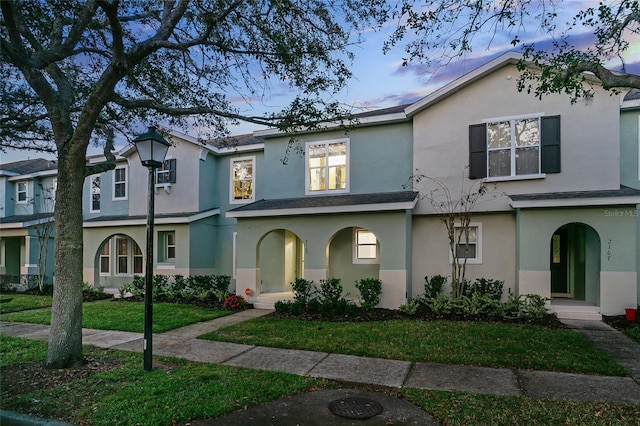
328,397,384,419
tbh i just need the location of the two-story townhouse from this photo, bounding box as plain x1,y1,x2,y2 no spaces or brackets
230,52,639,317
0,158,58,287
81,131,264,292
228,106,417,309
407,52,640,318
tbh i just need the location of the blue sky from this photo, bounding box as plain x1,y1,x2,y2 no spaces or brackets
2,0,639,163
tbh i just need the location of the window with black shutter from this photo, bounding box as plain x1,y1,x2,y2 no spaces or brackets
156,158,176,184
468,115,560,179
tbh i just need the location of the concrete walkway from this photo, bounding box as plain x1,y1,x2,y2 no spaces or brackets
1,311,639,404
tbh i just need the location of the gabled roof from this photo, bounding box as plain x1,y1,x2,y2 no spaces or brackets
405,52,524,116
509,186,640,208
0,158,58,177
227,191,419,217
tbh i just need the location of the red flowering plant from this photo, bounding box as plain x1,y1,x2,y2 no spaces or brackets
223,294,248,310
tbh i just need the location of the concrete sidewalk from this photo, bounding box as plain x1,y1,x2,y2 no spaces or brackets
2,310,639,404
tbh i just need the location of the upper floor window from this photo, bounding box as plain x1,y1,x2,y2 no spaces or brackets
230,156,255,203
306,139,348,194
113,166,127,200
16,181,28,203
90,176,100,212
156,158,177,184
487,117,540,178
469,115,560,180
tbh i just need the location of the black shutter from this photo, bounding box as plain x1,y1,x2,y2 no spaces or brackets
541,115,561,173
168,158,177,183
469,123,487,179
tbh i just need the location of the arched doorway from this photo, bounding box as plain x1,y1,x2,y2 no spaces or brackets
327,227,380,297
257,229,304,294
94,234,143,289
550,223,600,304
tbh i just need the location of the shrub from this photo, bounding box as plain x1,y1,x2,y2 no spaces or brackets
399,298,420,315
223,294,248,310
461,293,504,316
463,278,504,301
424,275,447,300
355,278,382,310
211,274,231,302
425,293,453,315
504,293,549,319
122,275,145,298
319,277,343,305
291,278,315,304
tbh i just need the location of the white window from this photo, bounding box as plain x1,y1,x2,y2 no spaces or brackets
305,139,348,194
353,228,379,264
113,166,127,200
486,115,541,178
90,176,100,212
99,237,142,277
133,244,143,274
451,223,482,264
156,158,177,184
116,237,129,274
16,181,28,203
99,241,110,276
158,231,176,264
230,156,255,203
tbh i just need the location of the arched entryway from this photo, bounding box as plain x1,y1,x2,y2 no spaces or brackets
550,223,600,304
94,234,143,289
257,229,304,294
327,227,380,297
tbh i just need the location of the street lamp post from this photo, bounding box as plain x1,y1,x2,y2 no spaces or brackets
133,126,171,371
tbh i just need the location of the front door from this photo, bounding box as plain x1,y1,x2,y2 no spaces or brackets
550,228,569,297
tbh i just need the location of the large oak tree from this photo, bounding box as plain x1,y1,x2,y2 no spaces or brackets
1,0,387,368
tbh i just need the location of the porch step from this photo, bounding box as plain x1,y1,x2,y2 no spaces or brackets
550,304,602,321
252,292,293,310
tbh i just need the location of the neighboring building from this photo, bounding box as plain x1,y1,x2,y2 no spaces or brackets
0,158,58,288
2,52,639,318
81,132,263,291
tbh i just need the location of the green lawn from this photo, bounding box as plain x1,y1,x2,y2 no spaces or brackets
199,317,626,376
0,294,53,314
2,301,230,333
2,336,638,426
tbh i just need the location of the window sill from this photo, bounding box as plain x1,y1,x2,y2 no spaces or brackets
157,263,175,269
449,259,482,265
485,173,545,183
305,189,350,196
155,183,172,194
230,198,254,205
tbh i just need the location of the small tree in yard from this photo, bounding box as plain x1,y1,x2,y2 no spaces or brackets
31,183,56,293
14,182,56,293
1,0,388,369
408,168,501,300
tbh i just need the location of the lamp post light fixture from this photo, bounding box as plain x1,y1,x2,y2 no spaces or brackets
133,126,171,371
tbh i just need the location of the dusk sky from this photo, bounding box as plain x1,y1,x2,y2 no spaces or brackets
2,0,639,163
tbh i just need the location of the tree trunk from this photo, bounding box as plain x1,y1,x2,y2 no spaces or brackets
45,150,86,368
